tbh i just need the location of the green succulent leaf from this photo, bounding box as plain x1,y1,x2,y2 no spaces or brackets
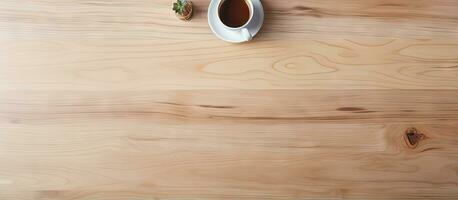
173,3,178,13
173,0,188,15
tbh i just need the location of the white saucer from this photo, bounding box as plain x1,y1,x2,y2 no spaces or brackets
208,0,264,43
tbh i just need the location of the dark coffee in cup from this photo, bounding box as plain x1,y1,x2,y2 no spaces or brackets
218,0,250,28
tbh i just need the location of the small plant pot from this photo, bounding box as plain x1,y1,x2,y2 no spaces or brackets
176,1,193,21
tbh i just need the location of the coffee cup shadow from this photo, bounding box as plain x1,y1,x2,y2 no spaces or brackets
248,0,272,42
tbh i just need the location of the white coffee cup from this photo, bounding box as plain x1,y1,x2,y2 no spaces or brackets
217,0,254,42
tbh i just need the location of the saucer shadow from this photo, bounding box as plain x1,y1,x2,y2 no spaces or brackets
250,0,276,42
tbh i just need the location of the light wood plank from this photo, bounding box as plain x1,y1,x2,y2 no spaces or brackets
0,122,457,198
1,39,457,90
0,0,457,40
0,90,457,124
0,90,457,199
1,187,458,200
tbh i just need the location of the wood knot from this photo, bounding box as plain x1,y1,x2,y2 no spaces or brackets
404,127,425,148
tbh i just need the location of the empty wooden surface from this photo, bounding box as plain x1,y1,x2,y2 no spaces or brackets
1,0,458,199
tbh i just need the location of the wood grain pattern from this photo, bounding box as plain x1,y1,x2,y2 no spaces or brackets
1,0,458,199
0,90,457,124
1,39,457,89
0,0,458,40
1,90,458,199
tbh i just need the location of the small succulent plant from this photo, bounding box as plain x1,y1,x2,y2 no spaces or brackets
173,0,193,21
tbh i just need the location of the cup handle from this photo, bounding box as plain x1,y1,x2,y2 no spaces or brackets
240,28,252,42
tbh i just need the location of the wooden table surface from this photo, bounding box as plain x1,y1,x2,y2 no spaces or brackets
1,0,458,199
